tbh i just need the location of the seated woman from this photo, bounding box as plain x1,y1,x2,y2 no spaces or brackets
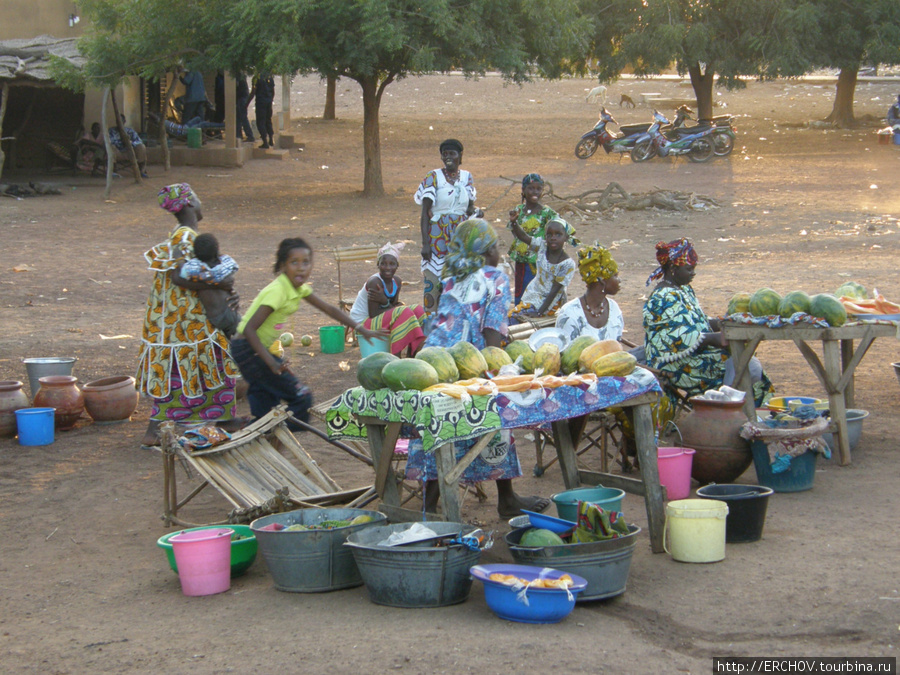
348,242,426,357
406,218,550,518
555,244,623,343
643,238,773,406
508,217,576,322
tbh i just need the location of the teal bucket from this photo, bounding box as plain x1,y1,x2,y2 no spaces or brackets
358,335,389,358
751,441,817,492
15,407,55,446
550,486,625,522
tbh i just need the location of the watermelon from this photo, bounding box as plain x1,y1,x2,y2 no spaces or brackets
504,340,534,373
481,346,513,374
519,528,566,547
357,352,399,390
448,341,488,379
533,343,561,376
778,290,812,318
381,359,440,392
835,281,867,300
808,293,848,327
726,292,751,315
560,336,597,374
415,347,459,383
748,288,782,317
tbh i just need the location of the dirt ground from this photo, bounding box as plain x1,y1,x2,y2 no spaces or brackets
2,72,900,674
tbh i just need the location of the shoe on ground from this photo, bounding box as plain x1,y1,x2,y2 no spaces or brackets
259,143,269,149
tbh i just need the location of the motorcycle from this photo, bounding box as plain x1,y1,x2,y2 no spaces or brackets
671,107,736,156
630,111,717,163
574,107,653,159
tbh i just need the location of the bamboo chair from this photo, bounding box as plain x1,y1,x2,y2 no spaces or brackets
331,245,381,343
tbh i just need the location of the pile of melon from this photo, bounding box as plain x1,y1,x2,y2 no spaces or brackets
726,287,849,327
356,337,638,392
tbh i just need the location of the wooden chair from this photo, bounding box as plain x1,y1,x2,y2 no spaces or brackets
332,245,381,343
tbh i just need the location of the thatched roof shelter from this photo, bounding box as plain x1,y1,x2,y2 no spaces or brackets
0,35,84,85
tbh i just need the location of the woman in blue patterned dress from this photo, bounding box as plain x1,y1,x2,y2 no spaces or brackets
406,218,550,517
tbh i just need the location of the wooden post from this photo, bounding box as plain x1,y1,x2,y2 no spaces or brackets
0,82,8,180
434,442,462,523
551,418,581,489
365,423,401,506
822,339,851,465
280,74,291,130
633,402,666,553
224,72,237,150
841,338,855,408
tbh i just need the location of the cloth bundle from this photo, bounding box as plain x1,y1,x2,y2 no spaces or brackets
740,416,830,472
571,501,630,543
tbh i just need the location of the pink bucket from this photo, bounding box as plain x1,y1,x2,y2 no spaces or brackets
170,527,233,596
657,447,696,501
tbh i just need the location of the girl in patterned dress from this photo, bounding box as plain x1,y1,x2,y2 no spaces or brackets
508,218,577,321
506,173,559,304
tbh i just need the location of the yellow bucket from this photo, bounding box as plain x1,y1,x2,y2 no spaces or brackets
664,499,728,563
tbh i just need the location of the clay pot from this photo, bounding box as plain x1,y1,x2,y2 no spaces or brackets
82,376,139,423
678,397,753,485
33,375,85,431
0,380,31,438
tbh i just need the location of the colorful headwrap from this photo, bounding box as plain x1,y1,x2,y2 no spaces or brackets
443,218,498,280
522,173,544,188
377,241,405,263
577,244,618,285
439,138,463,154
158,183,196,214
645,237,698,285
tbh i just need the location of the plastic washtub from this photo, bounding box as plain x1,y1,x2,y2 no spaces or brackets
470,563,588,623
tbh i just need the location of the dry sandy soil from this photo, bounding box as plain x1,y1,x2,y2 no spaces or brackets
1,72,900,674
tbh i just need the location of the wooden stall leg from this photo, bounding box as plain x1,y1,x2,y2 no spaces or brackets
633,402,666,554
822,340,851,466
434,442,463,523
551,417,581,490
366,423,402,506
841,338,855,409
729,337,760,421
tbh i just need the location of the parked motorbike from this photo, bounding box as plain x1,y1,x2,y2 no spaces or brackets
574,107,653,159
671,106,736,156
630,111,716,163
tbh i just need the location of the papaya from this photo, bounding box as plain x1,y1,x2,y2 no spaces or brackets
577,339,622,373
504,340,534,373
726,292,751,316
778,290,811,318
448,341,488,379
519,528,566,547
357,352,399,390
415,347,459,383
381,359,439,392
748,288,782,317
834,281,867,301
533,343,562,376
481,346,513,374
560,336,597,374
808,293,848,327
590,351,637,378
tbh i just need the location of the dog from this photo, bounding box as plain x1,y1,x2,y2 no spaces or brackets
585,85,608,105
619,93,636,108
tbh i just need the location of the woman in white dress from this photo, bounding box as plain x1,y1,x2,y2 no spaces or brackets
555,244,624,343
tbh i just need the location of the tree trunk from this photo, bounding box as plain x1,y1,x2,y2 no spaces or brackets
324,74,337,120
687,63,715,121
110,89,142,183
101,88,114,199
360,76,384,197
825,67,858,127
0,82,9,181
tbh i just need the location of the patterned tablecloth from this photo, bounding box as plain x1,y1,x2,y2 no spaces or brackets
326,368,662,453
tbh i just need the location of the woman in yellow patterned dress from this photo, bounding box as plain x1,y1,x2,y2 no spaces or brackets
136,183,241,447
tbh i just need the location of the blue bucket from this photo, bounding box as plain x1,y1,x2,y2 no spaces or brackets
358,335,389,358
15,407,55,446
550,486,625,522
751,441,817,492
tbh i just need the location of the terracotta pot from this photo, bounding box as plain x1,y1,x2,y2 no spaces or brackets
0,380,31,438
678,397,752,485
33,375,84,431
82,375,139,423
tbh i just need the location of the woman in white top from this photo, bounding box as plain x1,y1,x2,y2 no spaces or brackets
508,218,577,321
555,244,624,343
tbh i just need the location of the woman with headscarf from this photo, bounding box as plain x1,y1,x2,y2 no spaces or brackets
506,173,560,304
348,241,426,356
405,218,551,518
555,244,624,343
415,139,477,314
643,238,773,406
136,183,242,447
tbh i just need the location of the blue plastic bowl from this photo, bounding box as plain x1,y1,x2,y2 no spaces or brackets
521,509,576,534
550,486,625,522
470,563,588,624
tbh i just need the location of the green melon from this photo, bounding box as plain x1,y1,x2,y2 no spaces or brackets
357,352,399,390
415,347,459,383
481,346,513,374
381,359,440,391
834,281,867,301
726,292,751,315
808,293,848,327
778,290,812,318
560,336,597,374
504,340,534,373
519,528,567,547
748,288,783,317
447,341,488,379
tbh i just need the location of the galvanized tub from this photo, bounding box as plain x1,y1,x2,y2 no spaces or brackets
22,357,77,398
344,522,481,608
250,508,387,592
505,524,641,601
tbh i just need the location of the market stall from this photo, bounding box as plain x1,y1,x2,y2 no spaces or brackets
721,321,896,465
326,368,670,552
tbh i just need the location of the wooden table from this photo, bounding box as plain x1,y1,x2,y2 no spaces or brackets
355,390,668,553
721,322,896,465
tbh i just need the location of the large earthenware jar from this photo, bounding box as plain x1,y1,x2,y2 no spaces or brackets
81,375,139,423
33,376,84,431
0,380,31,438
679,397,752,485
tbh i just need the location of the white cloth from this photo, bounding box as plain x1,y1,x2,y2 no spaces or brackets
555,296,624,343
349,286,370,324
519,238,576,311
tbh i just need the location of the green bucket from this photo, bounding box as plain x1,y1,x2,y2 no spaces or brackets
186,127,202,149
319,326,345,354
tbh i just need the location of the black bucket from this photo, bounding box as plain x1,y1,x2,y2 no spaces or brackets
695,484,773,543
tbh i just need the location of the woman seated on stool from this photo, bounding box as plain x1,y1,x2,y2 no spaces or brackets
643,238,774,407
348,242,426,357
555,244,623,343
405,218,551,518
508,217,577,322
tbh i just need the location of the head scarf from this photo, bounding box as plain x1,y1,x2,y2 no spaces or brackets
522,173,543,188
439,138,463,155
546,217,580,248
577,244,618,285
645,237,698,285
377,241,405,263
443,218,498,280
158,183,196,214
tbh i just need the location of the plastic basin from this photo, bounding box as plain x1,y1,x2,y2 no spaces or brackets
157,524,258,577
821,409,868,454
470,563,588,624
550,486,625,522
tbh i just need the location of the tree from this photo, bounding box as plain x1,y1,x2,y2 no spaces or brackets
232,0,590,196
